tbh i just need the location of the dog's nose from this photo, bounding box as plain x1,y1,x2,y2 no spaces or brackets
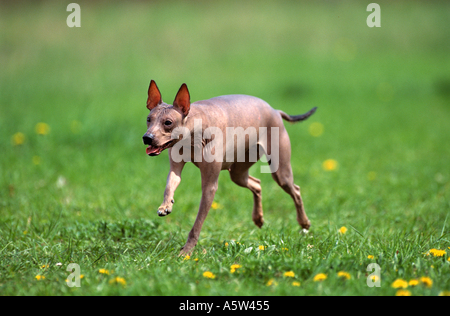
143,134,154,145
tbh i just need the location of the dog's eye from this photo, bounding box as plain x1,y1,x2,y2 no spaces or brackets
164,120,172,126
147,117,151,122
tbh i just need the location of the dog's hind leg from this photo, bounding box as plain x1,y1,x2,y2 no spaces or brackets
229,162,264,228
269,130,311,230
271,166,310,230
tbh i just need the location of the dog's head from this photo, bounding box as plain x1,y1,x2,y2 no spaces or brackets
143,80,190,156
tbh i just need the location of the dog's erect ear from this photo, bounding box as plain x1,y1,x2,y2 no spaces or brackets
147,80,162,111
173,83,190,116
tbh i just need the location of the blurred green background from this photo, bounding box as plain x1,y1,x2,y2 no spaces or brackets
1,0,449,296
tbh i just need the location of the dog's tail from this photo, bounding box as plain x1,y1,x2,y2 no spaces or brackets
279,107,317,123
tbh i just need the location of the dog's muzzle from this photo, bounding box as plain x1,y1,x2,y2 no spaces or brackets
143,133,172,156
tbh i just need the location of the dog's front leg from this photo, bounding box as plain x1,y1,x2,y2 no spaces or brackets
158,151,185,216
180,162,221,256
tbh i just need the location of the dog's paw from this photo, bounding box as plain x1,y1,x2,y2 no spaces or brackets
179,241,197,256
178,247,191,257
157,205,172,216
252,215,264,228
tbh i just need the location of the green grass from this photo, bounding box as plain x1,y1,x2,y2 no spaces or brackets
1,0,450,296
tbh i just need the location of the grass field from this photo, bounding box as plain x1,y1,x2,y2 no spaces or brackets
1,0,450,297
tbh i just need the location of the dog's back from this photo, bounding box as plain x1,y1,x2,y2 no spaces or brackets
192,94,285,131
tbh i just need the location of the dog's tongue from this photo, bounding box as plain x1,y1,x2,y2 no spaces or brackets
146,146,160,156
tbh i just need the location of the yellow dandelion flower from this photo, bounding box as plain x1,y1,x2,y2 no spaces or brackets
194,258,199,262
258,245,266,251
391,279,408,289
313,273,327,282
99,269,110,275
117,277,126,285
429,248,446,257
12,132,25,146
230,264,242,273
420,277,433,288
367,255,374,259
408,279,419,287
266,279,277,286
292,281,301,287
225,242,229,247
80,274,84,279
40,264,49,269
109,277,126,286
183,255,190,260
35,275,45,281
35,122,50,135
339,226,347,234
284,271,295,278
308,122,324,137
211,201,222,210
395,289,412,296
282,247,289,251
203,271,216,279
369,275,380,283
439,291,450,296
322,159,338,171
337,271,351,280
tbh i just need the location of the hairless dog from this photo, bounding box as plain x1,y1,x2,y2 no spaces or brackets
143,80,316,255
